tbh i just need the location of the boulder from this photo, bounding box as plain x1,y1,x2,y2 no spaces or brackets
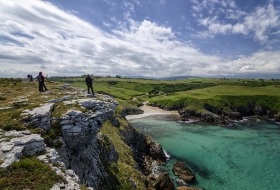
201,111,225,124
172,160,195,182
122,107,144,116
148,141,167,161
222,111,243,120
153,172,175,190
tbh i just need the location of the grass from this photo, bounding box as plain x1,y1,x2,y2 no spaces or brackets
0,157,65,190
100,119,147,190
148,85,280,112
66,77,280,114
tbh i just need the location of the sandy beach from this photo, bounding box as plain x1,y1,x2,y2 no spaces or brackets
125,105,180,120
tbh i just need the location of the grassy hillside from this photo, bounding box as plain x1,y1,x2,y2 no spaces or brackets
65,77,280,114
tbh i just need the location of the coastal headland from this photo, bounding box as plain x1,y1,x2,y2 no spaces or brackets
1,76,280,190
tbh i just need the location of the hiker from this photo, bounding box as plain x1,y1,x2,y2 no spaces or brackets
27,74,30,82
36,72,48,92
85,74,94,95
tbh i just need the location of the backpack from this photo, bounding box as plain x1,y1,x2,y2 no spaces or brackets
37,75,42,82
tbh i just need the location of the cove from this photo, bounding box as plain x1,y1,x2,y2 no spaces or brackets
129,115,280,190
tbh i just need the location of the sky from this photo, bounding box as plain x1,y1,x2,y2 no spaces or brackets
0,0,280,78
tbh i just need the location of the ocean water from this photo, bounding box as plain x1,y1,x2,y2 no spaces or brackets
129,115,280,190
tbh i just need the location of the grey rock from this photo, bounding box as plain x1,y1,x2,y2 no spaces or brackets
21,103,55,131
0,131,45,168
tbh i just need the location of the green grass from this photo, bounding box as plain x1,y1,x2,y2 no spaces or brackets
67,77,280,113
0,157,65,190
100,119,146,190
148,85,280,112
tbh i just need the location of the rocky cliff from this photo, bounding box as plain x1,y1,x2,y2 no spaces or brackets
149,98,280,125
0,83,170,190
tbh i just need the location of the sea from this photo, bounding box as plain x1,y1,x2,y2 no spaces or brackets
129,115,280,190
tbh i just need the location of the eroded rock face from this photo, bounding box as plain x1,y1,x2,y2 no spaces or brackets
0,130,45,168
37,148,81,190
148,141,167,162
21,103,55,131
55,96,119,189
173,160,195,182
18,94,119,189
153,172,175,190
59,108,112,149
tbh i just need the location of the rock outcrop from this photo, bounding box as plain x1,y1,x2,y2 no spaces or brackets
173,160,195,182
201,111,225,124
38,148,81,190
0,129,45,168
122,107,144,116
153,172,175,190
148,141,167,162
21,103,55,131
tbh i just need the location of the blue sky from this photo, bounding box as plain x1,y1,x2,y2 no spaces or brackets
0,0,280,78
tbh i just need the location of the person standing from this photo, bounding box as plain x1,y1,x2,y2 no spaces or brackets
36,72,48,91
85,74,94,95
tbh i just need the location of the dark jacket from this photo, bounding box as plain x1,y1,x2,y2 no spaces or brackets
85,76,93,85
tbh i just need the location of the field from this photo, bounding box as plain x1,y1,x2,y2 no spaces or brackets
52,76,280,113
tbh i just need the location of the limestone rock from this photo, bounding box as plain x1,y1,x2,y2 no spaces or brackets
48,95,72,103
38,148,80,190
0,130,45,168
21,103,54,131
172,160,195,182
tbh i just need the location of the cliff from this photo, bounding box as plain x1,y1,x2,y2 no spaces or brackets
0,80,170,190
148,95,280,125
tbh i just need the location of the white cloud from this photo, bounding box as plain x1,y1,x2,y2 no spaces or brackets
0,0,280,78
102,22,111,27
67,10,79,15
228,0,237,8
226,9,247,20
124,2,134,12
193,0,280,45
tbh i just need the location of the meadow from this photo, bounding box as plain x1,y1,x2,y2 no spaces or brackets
53,76,280,113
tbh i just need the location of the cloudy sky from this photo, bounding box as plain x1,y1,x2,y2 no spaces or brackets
1,0,280,78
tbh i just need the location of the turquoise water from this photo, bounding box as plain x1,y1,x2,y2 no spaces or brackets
129,115,280,190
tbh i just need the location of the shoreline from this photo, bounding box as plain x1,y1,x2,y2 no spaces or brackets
125,105,180,120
